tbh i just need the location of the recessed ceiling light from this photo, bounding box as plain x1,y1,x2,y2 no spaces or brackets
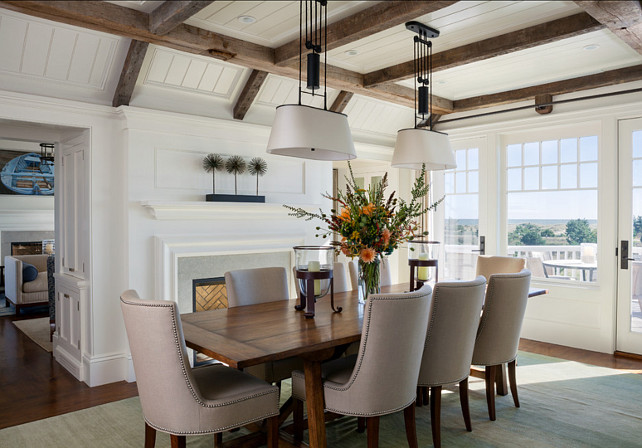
583,44,600,51
237,15,256,24
344,49,359,56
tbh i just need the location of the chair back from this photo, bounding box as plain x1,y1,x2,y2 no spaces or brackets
472,270,532,366
120,290,200,430
525,257,546,278
476,255,525,281
632,262,642,310
225,267,289,307
333,262,350,293
325,284,433,414
380,258,392,286
348,260,358,290
418,276,486,386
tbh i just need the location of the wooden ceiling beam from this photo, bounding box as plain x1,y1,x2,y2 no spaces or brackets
574,1,642,55
0,1,453,112
329,91,354,113
112,40,149,107
274,1,458,67
149,1,214,35
364,12,604,87
452,64,642,112
233,70,268,120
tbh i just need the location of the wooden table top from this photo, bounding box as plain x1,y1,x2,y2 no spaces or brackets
181,283,547,369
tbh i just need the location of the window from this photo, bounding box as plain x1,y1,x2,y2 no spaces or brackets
443,147,479,280
506,135,598,282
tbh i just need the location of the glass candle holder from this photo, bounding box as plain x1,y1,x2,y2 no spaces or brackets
294,246,333,299
408,240,439,282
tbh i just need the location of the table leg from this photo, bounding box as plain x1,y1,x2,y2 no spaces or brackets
495,363,508,396
304,358,327,448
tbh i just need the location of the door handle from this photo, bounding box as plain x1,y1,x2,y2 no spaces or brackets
472,236,486,255
621,240,634,269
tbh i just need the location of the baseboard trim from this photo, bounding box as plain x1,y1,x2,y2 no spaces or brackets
614,350,642,361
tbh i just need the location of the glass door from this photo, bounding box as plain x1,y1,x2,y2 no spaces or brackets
436,137,487,280
616,117,642,355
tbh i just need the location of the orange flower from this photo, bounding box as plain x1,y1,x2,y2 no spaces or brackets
339,207,351,221
360,247,376,263
341,245,351,256
362,203,375,216
382,228,391,245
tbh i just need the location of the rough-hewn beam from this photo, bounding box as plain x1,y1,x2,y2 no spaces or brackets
364,12,604,87
233,70,268,120
369,82,453,114
329,91,354,113
113,40,149,107
274,1,457,66
453,64,642,112
575,1,642,54
0,1,452,111
149,1,214,35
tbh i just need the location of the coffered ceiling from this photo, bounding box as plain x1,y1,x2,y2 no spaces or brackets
0,0,640,140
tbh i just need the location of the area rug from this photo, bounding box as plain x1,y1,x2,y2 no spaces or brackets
0,352,640,447
12,317,52,352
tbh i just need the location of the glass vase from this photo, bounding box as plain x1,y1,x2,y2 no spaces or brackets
357,255,381,304
294,246,333,299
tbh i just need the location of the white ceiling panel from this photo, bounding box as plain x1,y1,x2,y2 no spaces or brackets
142,47,246,99
185,1,375,48
398,29,642,100
327,1,583,73
105,1,164,13
255,74,332,109
343,95,414,139
0,9,129,105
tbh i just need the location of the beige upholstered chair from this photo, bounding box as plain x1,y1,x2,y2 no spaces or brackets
526,256,569,280
471,269,532,421
4,254,49,313
225,267,303,387
475,255,525,281
633,261,642,313
291,284,434,447
417,276,486,448
120,291,280,448
348,259,358,290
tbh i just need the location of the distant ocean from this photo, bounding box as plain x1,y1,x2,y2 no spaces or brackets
446,219,598,226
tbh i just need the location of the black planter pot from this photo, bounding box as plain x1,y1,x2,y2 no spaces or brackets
205,194,265,203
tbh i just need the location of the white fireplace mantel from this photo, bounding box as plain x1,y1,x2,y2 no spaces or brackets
140,201,320,221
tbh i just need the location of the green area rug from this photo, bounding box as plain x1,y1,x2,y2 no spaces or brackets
1,352,640,447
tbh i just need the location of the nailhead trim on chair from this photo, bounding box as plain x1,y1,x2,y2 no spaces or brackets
121,297,279,434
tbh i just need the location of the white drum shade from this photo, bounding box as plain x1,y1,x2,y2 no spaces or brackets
266,104,356,161
392,128,456,170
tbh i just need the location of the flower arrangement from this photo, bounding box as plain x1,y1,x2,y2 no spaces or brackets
285,162,443,299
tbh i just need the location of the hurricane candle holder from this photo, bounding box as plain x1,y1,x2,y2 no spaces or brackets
408,240,439,291
293,246,342,318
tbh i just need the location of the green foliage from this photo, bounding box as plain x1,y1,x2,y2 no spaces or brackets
508,223,545,246
541,228,555,238
565,218,597,245
634,215,642,243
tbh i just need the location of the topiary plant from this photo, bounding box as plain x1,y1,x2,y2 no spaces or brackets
202,153,225,194
225,155,246,195
248,157,267,196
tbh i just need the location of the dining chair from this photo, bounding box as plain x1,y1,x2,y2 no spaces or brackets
120,290,280,448
632,261,642,313
225,267,303,388
417,276,486,448
475,255,525,281
290,284,434,447
526,256,570,280
471,269,532,421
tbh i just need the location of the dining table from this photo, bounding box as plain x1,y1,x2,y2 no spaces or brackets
181,283,547,448
542,259,597,281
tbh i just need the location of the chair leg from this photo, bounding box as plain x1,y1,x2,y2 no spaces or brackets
422,386,429,406
403,403,418,448
508,359,520,408
366,416,380,448
416,386,423,407
293,398,304,441
144,422,156,448
357,416,366,433
459,378,472,432
430,386,442,448
214,432,223,448
485,365,497,421
266,415,279,448
170,435,186,448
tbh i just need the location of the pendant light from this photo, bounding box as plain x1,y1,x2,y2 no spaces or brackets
267,0,356,161
391,22,455,170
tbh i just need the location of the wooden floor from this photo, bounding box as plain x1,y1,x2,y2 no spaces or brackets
0,311,640,430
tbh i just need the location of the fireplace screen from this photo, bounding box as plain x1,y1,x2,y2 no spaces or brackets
192,277,227,365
